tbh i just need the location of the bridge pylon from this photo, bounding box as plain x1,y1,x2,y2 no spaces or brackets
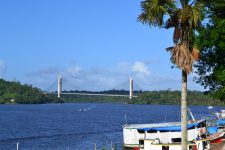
57,75,62,98
129,77,133,100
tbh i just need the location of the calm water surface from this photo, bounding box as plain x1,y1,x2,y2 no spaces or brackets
0,103,222,150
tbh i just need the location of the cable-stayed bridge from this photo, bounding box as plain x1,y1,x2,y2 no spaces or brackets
45,76,141,99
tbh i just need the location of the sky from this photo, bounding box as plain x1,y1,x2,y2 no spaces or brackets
0,0,204,91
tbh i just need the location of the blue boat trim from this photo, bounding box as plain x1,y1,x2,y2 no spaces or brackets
137,121,204,132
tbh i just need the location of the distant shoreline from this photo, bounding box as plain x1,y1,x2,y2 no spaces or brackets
1,78,223,105
58,90,223,106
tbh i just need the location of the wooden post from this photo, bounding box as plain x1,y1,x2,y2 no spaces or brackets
17,142,19,150
94,143,96,150
111,141,113,150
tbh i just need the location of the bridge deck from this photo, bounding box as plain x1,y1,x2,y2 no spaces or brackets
45,92,138,97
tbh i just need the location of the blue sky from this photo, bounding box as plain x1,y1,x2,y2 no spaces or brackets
0,0,204,91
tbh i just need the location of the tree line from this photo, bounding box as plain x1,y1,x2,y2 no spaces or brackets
0,79,63,104
132,90,224,106
0,78,223,105
60,90,223,106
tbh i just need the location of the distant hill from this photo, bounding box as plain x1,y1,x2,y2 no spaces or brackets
0,79,63,104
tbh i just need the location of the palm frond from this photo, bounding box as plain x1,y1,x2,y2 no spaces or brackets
191,2,202,28
138,0,204,74
178,5,191,26
138,0,176,27
167,42,195,73
177,1,203,29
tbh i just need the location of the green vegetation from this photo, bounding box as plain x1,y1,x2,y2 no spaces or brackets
0,79,63,104
0,79,222,106
133,90,224,106
60,89,139,103
60,90,222,106
195,1,225,100
61,94,130,103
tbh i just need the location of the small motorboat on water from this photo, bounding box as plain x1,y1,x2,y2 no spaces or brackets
78,106,95,112
207,106,213,110
78,108,88,111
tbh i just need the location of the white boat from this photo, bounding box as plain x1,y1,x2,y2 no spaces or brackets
123,119,210,150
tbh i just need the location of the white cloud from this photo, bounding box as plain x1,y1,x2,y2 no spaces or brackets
25,60,203,91
67,65,82,77
132,61,151,76
26,61,152,91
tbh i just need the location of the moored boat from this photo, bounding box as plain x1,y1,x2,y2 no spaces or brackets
205,109,225,144
208,126,224,144
123,119,210,150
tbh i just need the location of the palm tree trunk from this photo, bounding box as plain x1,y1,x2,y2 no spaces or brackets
181,70,188,150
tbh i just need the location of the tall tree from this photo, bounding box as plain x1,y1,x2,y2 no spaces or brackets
138,0,204,149
195,1,225,100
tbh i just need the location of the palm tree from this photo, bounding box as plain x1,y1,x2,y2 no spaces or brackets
138,0,204,149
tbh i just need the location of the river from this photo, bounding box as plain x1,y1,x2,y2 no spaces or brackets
0,103,221,150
